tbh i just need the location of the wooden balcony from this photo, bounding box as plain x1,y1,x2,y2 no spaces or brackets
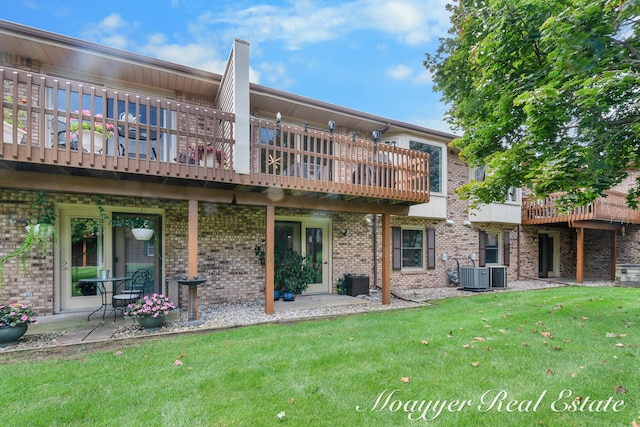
1,66,429,206
522,191,640,225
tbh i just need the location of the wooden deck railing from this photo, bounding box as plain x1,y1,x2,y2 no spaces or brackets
522,191,640,225
1,66,430,203
248,120,430,203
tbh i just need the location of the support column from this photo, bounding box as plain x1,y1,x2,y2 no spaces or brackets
188,200,199,319
576,227,584,283
381,213,391,305
610,230,617,281
265,204,275,315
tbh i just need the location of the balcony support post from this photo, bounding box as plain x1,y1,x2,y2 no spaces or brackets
576,227,584,283
264,204,275,315
381,213,391,305
188,199,199,319
610,230,617,281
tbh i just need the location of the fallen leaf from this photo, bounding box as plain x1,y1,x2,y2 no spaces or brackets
290,397,295,404
421,340,429,345
615,386,627,394
522,342,529,347
486,346,493,351
546,369,554,375
606,332,618,338
552,347,562,351
581,316,589,321
463,344,470,349
179,353,186,359
541,331,553,338
615,343,624,347
471,362,480,367
473,337,485,342
563,339,571,343
571,373,577,378
401,377,410,383
114,351,122,356
173,360,183,366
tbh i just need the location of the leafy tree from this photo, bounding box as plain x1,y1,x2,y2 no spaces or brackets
425,0,640,208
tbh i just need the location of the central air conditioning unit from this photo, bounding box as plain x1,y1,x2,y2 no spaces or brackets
460,267,490,289
490,266,508,288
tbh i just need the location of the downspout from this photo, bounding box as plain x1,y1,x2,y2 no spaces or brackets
517,224,521,280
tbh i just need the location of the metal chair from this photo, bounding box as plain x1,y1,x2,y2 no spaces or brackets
112,269,150,316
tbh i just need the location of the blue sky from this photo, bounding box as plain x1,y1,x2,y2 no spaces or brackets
2,0,454,134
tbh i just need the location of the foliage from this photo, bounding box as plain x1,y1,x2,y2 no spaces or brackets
425,0,640,208
0,303,37,327
0,192,55,286
255,242,316,294
95,195,154,229
69,109,114,139
2,95,27,130
123,294,175,319
32,190,56,226
0,287,639,426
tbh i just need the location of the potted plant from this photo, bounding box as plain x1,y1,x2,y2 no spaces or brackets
95,196,155,240
121,217,155,241
278,249,315,301
69,109,114,153
0,191,56,284
255,242,315,301
0,303,37,346
124,293,175,330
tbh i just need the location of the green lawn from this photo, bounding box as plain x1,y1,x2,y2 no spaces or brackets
1,286,638,426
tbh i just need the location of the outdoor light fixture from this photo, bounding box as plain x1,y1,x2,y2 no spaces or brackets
303,121,308,132
328,120,335,136
276,112,281,137
341,229,349,236
463,220,472,227
351,131,356,142
445,219,454,225
372,130,381,143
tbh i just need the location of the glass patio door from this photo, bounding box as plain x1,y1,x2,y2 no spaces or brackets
303,222,329,294
60,209,109,310
274,219,330,294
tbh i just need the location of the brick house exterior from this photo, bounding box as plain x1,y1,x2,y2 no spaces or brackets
1,21,638,318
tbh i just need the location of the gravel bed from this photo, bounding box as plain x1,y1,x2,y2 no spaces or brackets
3,278,619,349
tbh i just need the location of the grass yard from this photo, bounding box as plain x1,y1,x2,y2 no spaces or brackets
0,286,638,426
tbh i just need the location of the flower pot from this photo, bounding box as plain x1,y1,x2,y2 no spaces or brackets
25,223,54,237
282,291,295,301
274,289,281,300
131,228,154,241
136,315,165,330
0,324,28,347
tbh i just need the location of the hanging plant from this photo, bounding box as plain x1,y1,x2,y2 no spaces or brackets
0,191,56,286
95,195,155,240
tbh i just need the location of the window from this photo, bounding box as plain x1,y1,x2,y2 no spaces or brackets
471,166,519,203
409,141,443,193
392,227,435,270
485,233,499,264
479,231,511,266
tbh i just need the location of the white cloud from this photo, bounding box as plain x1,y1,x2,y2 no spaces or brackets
387,64,414,80
387,65,433,85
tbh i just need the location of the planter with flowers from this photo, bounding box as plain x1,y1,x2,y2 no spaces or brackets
69,109,114,153
0,303,37,346
124,294,175,330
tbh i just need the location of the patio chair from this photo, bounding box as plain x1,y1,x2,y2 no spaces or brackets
112,269,150,315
